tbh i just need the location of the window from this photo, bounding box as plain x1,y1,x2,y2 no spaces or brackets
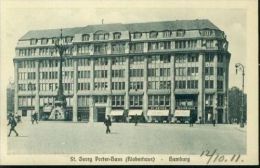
130,56,144,64
94,70,107,78
205,80,214,89
133,32,142,39
200,29,213,36
217,94,224,106
129,82,143,90
205,94,214,106
130,43,144,53
111,57,126,65
94,33,109,40
175,81,186,89
112,69,125,78
65,36,73,43
217,67,224,76
94,57,108,65
94,82,108,90
187,54,199,62
94,44,107,54
148,68,158,77
41,38,48,45
112,82,125,90
159,81,171,89
163,30,171,37
148,95,170,107
187,80,198,89
82,34,90,41
205,67,214,75
205,53,214,62
160,68,170,77
77,45,90,55
187,40,197,48
78,59,90,66
175,67,186,76
217,80,223,90
149,31,158,38
111,43,125,54
175,54,186,63
112,95,124,106
95,96,107,103
187,67,198,76
129,95,143,106
78,71,91,78
176,30,185,37
218,55,223,62
160,55,171,63
113,32,121,40
129,69,144,77
175,41,186,49
30,39,38,45
77,83,90,91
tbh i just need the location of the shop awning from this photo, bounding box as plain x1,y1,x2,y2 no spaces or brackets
128,110,142,116
110,110,124,116
174,110,190,117
147,110,169,116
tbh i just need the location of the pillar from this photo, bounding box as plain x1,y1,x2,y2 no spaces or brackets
14,61,19,115
143,55,148,120
213,53,218,123
170,55,176,121
72,59,78,122
89,96,94,123
125,57,130,114
35,60,40,120
106,57,112,116
198,53,205,123
89,58,95,123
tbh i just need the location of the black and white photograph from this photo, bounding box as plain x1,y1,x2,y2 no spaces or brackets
0,0,258,165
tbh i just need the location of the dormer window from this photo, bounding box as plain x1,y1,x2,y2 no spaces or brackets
65,36,73,43
52,38,59,44
82,34,90,41
94,31,109,40
176,30,185,37
133,32,142,39
113,32,121,40
163,30,171,37
200,29,213,36
149,31,158,38
30,39,38,45
41,38,48,45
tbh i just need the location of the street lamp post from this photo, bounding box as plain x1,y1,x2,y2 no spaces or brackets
235,63,245,128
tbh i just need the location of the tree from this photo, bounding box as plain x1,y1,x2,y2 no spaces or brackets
228,87,247,123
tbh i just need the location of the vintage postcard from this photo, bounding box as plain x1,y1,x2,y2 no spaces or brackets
0,0,258,165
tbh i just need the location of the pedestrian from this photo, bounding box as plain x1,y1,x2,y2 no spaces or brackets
212,119,216,127
135,114,138,126
31,111,35,124
7,114,19,137
189,116,193,127
34,112,38,124
104,115,111,134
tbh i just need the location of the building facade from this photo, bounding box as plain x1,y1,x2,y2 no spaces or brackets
13,19,230,123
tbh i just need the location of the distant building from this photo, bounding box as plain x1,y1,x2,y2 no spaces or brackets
13,19,230,123
7,81,15,114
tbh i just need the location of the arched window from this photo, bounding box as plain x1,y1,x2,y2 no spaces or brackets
176,30,185,37
94,31,109,40
133,32,142,39
82,34,90,41
113,32,121,39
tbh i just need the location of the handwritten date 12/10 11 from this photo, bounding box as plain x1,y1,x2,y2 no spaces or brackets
200,149,243,164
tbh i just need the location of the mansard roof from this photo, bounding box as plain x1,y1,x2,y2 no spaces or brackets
19,19,220,40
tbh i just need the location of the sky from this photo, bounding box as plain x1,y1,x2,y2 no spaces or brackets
0,0,248,92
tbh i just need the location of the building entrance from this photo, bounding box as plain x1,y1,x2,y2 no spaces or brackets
218,109,223,123
96,107,106,122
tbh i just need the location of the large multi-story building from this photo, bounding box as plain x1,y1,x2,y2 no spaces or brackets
13,19,230,123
